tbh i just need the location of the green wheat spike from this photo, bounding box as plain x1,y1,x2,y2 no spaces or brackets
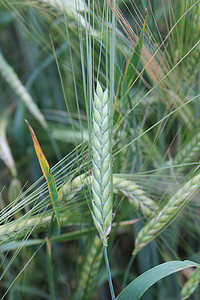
78,235,103,300
133,174,200,255
181,268,200,300
173,131,200,169
91,82,112,246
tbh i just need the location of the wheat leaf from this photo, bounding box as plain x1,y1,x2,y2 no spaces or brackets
25,120,60,233
117,261,200,300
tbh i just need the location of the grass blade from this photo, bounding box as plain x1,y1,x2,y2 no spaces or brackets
25,120,60,232
117,261,200,300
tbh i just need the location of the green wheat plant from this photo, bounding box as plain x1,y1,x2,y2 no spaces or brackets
0,0,200,299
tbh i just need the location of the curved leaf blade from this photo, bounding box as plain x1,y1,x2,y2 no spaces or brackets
117,260,200,300
25,120,60,232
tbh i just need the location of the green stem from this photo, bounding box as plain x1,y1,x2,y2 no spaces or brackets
46,238,56,300
104,245,115,300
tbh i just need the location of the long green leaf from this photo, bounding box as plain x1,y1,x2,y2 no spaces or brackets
25,120,60,232
117,260,200,300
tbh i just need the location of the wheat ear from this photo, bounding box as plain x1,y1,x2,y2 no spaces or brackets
59,174,157,218
58,173,87,203
184,3,200,83
0,212,70,244
37,0,97,37
133,174,200,255
173,131,200,169
185,44,200,82
91,82,112,246
180,268,200,300
0,51,47,130
77,235,103,300
113,177,157,217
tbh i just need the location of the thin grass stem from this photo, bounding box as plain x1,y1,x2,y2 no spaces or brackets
104,245,115,300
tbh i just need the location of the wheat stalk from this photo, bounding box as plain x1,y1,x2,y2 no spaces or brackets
181,268,200,300
133,174,200,255
91,82,112,246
